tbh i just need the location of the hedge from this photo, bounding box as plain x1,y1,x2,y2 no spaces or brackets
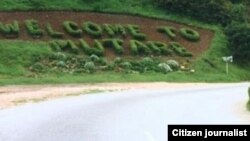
127,24,146,40
147,41,172,55
147,41,162,55
46,23,64,38
63,21,82,37
49,40,79,54
157,26,176,39
0,21,19,37
83,21,103,38
130,40,151,55
103,24,126,37
180,28,200,42
79,39,104,56
25,19,44,38
102,39,124,54
168,42,193,57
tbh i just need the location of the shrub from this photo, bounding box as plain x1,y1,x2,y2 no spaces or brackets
79,39,104,56
84,61,96,73
140,57,157,71
103,24,126,37
180,28,200,42
102,39,124,54
225,22,250,61
130,40,151,55
98,58,108,65
168,42,193,57
56,61,67,68
83,21,103,38
25,19,44,38
46,23,63,38
141,57,154,65
114,57,123,64
0,21,19,37
127,24,146,40
63,21,82,37
157,26,176,39
50,52,67,61
30,62,45,73
167,60,180,70
157,63,172,74
121,62,132,70
89,54,100,62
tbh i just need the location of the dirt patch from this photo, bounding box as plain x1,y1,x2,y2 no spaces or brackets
0,11,214,58
0,83,216,109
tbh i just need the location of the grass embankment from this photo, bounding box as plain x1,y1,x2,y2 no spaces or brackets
0,0,249,85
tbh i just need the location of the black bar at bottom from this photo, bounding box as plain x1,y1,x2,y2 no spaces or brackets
168,125,249,141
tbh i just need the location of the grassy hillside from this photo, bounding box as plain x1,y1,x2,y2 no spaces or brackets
0,0,249,85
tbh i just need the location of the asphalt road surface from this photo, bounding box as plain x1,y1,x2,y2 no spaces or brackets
0,83,250,141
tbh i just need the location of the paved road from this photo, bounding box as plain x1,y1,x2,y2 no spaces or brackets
0,83,249,141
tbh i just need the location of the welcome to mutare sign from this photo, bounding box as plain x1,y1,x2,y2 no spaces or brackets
0,19,202,57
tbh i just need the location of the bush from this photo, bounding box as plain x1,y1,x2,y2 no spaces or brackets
79,39,104,56
130,40,151,55
89,54,100,62
157,26,176,39
157,63,172,74
83,21,103,38
102,39,124,54
127,24,146,40
121,61,132,70
114,57,123,64
56,61,67,68
25,19,44,38
46,23,63,38
168,42,193,57
180,28,200,42
225,22,250,61
140,57,157,71
155,0,233,25
84,61,96,73
63,21,82,37
167,60,180,70
141,57,154,65
30,62,46,73
50,52,67,61
0,21,19,37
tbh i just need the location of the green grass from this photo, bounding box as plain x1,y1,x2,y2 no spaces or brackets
0,0,248,85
